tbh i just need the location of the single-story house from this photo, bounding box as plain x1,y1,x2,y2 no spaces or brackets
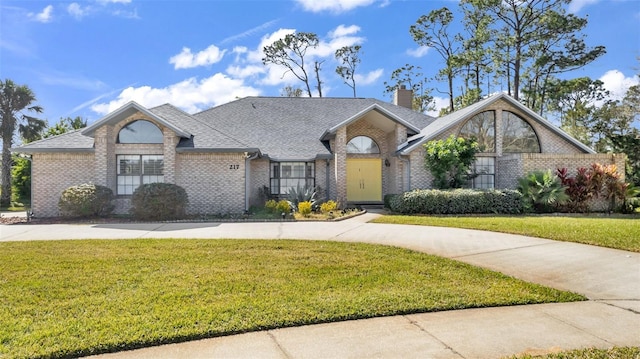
13,89,625,217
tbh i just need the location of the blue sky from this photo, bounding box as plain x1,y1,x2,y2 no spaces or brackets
1,0,639,125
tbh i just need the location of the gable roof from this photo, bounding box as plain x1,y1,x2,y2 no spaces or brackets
193,97,435,160
81,101,192,138
398,93,596,155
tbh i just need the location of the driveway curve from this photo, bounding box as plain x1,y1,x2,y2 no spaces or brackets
1,212,638,358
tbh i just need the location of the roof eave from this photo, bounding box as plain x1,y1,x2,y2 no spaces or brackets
10,147,95,154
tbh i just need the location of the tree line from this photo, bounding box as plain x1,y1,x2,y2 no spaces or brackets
262,0,637,185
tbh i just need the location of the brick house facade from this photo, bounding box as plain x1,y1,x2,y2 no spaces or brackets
13,92,625,217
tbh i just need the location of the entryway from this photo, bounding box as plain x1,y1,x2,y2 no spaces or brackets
346,158,382,202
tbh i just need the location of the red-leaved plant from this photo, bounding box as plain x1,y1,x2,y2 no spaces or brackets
557,164,628,213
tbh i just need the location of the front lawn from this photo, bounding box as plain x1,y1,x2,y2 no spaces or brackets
372,215,640,252
0,239,584,358
505,346,640,358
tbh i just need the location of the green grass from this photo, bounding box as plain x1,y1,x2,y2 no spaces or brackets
506,346,640,358
372,215,640,252
0,239,584,358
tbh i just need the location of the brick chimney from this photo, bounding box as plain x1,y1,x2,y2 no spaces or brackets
393,85,413,109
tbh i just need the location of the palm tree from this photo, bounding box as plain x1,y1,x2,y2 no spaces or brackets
0,79,45,207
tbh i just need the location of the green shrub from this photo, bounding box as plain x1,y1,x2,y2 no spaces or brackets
320,200,338,213
517,170,568,213
298,201,312,217
130,183,188,221
265,199,278,213
384,194,399,209
388,188,524,215
58,183,115,217
276,199,291,214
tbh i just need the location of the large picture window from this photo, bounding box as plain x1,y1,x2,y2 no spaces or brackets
270,161,315,195
469,157,495,189
502,111,541,153
117,155,164,195
459,111,496,152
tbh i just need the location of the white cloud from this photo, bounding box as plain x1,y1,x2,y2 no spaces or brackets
599,69,639,101
313,25,364,58
354,69,383,85
329,24,360,38
30,5,53,23
568,0,599,13
406,46,430,58
169,45,227,69
67,3,88,19
91,74,262,115
294,0,377,13
428,96,450,117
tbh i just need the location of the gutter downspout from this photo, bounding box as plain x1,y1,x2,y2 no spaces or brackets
325,159,330,202
245,152,259,211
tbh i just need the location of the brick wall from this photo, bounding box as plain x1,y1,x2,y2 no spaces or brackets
176,152,246,214
32,152,95,217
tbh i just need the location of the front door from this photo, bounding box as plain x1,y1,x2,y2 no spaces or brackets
346,158,382,202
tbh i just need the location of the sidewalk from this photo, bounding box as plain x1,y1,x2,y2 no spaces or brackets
2,213,639,358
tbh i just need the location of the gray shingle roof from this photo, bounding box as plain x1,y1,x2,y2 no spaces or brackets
193,97,435,160
11,129,95,153
12,97,436,157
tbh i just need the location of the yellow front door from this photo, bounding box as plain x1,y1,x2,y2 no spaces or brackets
346,159,382,202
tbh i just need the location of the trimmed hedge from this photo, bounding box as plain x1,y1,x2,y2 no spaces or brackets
58,183,115,217
387,189,524,215
131,183,189,221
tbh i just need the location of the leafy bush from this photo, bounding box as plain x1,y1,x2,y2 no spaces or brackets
384,194,398,209
388,188,524,215
265,199,278,213
517,170,568,213
58,183,115,217
11,156,31,202
276,199,291,214
557,163,627,213
423,135,479,189
298,201,312,217
621,185,640,214
130,183,188,221
320,200,338,213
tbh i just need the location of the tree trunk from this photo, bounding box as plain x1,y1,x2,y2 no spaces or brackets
0,121,14,208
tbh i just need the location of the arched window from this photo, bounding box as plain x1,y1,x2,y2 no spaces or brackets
117,120,163,144
347,136,380,154
459,111,495,152
502,111,541,153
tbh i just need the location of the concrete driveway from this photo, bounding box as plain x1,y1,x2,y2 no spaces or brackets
1,212,638,358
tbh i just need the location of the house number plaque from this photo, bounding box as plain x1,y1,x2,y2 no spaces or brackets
229,164,240,170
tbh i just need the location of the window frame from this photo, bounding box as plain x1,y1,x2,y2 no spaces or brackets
502,111,541,153
459,111,496,153
270,161,315,196
116,154,164,195
469,157,495,189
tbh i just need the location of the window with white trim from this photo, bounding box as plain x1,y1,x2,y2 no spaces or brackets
117,155,164,195
270,161,315,195
347,136,380,154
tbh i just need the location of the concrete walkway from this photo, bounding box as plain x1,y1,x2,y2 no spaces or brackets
1,212,638,358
